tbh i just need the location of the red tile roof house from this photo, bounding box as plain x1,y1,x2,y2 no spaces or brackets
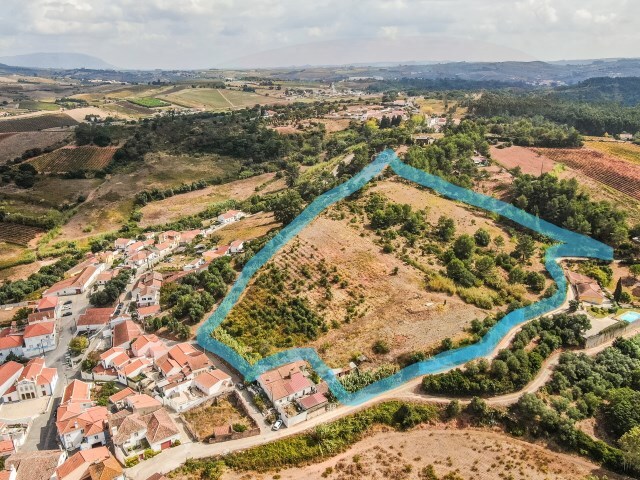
56,401,109,451
27,311,54,325
130,334,164,358
136,305,161,320
132,272,163,307
178,229,203,246
22,321,57,357
108,407,179,464
1,358,58,402
217,209,245,225
152,241,175,259
257,361,314,406
62,379,94,409
76,308,113,334
125,250,158,269
158,230,181,244
35,296,59,315
111,320,143,349
193,369,232,396
0,362,24,400
114,238,134,251
55,446,123,480
43,265,102,297
3,449,67,480
115,357,153,386
0,335,24,363
108,387,135,410
229,240,245,254
566,270,606,305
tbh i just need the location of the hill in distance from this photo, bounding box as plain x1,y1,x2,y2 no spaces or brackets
0,52,114,70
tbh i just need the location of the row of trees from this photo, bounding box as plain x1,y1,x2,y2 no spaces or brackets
89,270,132,307
421,313,590,395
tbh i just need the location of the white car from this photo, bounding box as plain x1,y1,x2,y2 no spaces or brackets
272,419,283,431
61,304,72,311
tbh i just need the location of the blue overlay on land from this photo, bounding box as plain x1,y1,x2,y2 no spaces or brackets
196,149,613,406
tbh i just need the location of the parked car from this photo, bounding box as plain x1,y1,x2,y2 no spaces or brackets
272,419,283,431
62,311,73,317
63,300,73,305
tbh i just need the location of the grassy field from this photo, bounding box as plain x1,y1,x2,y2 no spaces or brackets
182,397,252,442
1,177,102,209
159,88,284,110
55,152,242,240
18,101,60,111
586,140,640,165
128,97,170,108
0,242,36,270
29,146,117,172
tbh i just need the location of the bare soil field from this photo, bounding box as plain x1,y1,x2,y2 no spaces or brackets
489,146,556,175
63,106,123,122
215,212,280,245
534,147,640,202
139,172,284,228
219,427,625,480
0,258,55,283
0,131,71,164
1,176,102,209
182,397,251,442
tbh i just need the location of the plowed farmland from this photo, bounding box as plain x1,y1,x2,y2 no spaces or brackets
0,223,43,246
29,146,118,172
0,113,78,133
534,147,640,201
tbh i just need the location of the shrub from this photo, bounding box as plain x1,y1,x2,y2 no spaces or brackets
426,274,457,295
372,340,390,354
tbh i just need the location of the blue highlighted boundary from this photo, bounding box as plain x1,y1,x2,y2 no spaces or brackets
196,149,613,406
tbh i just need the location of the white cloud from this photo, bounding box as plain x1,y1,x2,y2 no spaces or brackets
0,0,637,69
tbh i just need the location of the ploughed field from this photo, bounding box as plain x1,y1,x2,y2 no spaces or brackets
534,147,640,201
0,113,78,133
28,145,118,173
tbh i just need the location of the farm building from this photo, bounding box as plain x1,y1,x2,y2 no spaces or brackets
43,265,103,297
566,270,605,305
217,210,245,224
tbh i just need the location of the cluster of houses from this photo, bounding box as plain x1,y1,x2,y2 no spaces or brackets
0,297,60,362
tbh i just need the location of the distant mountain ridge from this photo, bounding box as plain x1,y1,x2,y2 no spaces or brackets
0,52,114,70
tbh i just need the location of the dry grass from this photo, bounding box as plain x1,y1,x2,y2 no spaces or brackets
217,427,625,480
215,212,280,245
490,146,556,175
139,172,285,228
182,398,250,441
0,131,71,164
586,140,640,165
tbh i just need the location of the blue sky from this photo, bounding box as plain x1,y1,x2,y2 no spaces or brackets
1,0,636,69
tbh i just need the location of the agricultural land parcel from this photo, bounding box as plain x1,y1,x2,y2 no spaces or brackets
0,131,71,164
0,113,78,133
28,146,118,173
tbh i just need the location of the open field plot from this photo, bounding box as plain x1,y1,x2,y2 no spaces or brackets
28,146,118,173
0,258,55,283
214,212,280,245
489,145,556,175
56,152,242,239
128,97,170,108
182,397,252,442
1,177,101,209
18,100,60,111
218,177,546,369
113,100,153,115
534,147,640,202
0,113,78,133
0,242,35,271
0,223,43,246
159,88,285,110
586,140,640,165
0,131,71,164
217,427,624,480
139,172,284,228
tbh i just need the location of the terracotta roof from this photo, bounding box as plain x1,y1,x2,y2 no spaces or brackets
127,393,161,412
144,408,179,444
0,361,23,387
88,455,123,480
115,238,133,247
0,439,14,455
219,210,241,220
56,447,111,480
99,347,125,361
195,369,230,389
111,414,147,446
62,379,90,405
23,321,55,338
77,314,110,327
213,425,232,437
145,474,169,480
0,335,23,351
27,311,52,324
108,387,135,404
5,450,65,480
36,296,58,311
136,305,161,318
19,358,57,386
298,392,328,410
230,240,244,248
56,405,108,436
112,320,142,347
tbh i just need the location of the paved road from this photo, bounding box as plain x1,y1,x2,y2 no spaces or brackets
127,306,640,480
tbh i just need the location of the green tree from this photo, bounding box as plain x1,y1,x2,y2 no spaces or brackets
271,190,304,225
514,234,536,261
614,278,623,303
453,234,475,260
474,228,491,247
630,264,640,279
436,216,456,242
493,235,505,251
69,336,89,356
620,426,640,471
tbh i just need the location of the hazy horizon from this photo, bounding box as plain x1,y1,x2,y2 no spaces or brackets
2,0,638,70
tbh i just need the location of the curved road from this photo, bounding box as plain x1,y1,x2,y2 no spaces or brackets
128,309,640,480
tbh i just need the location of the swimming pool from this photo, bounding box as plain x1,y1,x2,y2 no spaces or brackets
620,311,640,323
